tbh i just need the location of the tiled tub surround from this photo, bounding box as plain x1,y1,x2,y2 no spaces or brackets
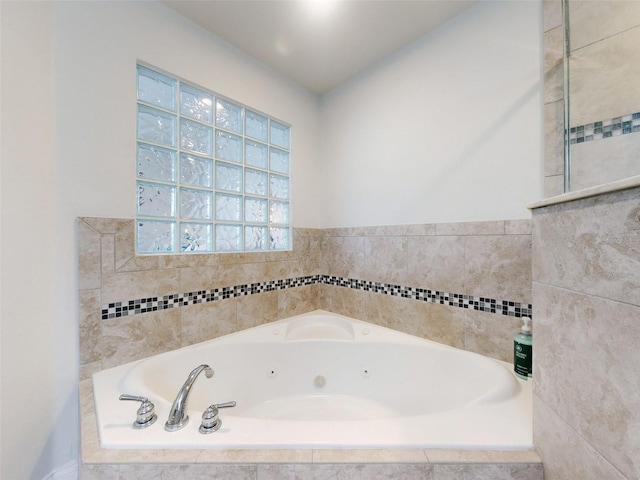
530,184,640,480
317,221,533,363
79,217,325,376
78,217,538,478
79,217,532,376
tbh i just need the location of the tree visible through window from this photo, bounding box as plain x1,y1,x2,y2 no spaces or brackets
135,64,291,253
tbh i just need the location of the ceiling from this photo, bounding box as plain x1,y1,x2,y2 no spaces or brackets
162,0,478,94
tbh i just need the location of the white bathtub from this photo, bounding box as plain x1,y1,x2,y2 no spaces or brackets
92,310,532,449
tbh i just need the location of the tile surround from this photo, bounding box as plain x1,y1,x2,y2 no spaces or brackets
532,187,640,307
79,216,533,372
533,397,627,480
79,216,538,478
531,183,640,479
540,3,640,476
533,283,640,478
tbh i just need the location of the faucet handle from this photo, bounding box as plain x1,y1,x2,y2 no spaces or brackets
199,405,221,434
199,401,236,434
119,394,157,429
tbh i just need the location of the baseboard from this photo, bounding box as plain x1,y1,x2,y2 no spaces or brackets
43,460,78,480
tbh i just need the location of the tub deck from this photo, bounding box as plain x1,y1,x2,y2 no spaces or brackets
81,380,543,479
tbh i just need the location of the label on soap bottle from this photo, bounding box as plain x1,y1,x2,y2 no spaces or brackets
514,341,532,378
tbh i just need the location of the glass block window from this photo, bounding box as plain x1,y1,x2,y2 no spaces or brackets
136,64,291,253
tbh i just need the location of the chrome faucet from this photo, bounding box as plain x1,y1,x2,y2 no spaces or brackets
165,364,213,432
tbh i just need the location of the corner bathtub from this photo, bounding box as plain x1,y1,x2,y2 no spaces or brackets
92,310,532,449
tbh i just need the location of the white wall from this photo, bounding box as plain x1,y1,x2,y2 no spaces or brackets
54,1,322,227
1,1,320,478
319,0,542,227
1,2,59,479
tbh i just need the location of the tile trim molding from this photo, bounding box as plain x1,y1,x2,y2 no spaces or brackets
101,274,533,320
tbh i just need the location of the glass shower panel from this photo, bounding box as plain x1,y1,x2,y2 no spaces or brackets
567,1,640,190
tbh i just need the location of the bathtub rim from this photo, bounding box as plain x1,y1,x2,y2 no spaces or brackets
80,378,542,467
89,309,533,452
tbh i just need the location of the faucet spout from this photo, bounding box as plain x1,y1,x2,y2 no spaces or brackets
165,364,213,432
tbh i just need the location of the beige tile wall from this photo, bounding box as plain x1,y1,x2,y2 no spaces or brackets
78,217,532,379
316,221,532,361
531,187,640,480
78,218,323,378
569,1,640,124
539,4,640,478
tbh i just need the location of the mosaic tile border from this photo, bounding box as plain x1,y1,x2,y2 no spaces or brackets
101,275,533,320
569,111,640,144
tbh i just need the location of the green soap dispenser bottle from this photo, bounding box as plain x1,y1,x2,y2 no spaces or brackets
514,317,532,380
